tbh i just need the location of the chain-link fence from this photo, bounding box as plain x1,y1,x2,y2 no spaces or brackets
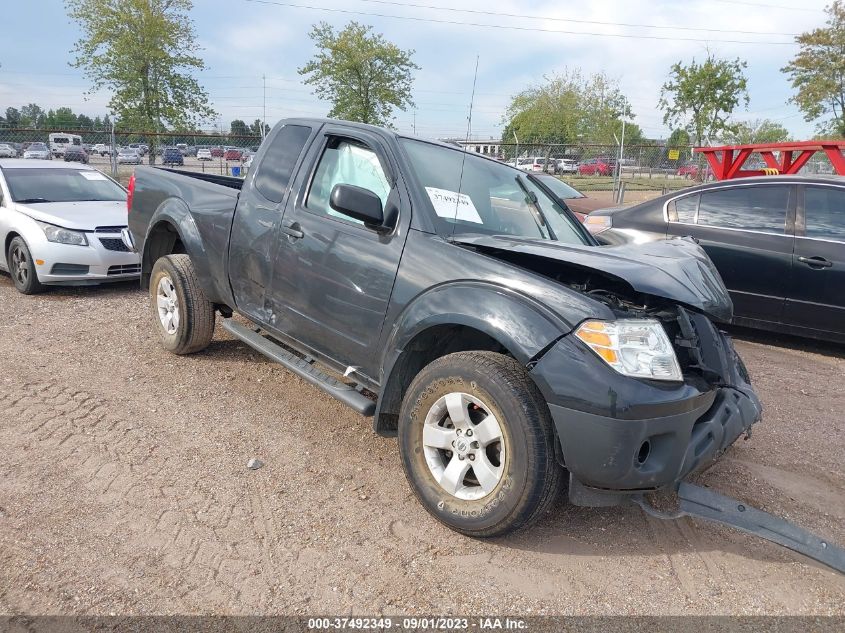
1,127,838,206
0,127,262,184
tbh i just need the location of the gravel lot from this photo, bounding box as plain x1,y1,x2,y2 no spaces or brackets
0,275,843,616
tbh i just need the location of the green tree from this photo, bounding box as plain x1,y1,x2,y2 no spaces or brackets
659,52,749,146
5,107,21,127
230,119,250,136
66,0,216,162
250,119,270,137
667,128,691,148
20,104,45,128
782,1,845,136
720,118,791,145
501,70,635,147
298,21,419,126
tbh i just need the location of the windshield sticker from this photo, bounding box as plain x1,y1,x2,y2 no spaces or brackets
80,171,108,180
425,187,483,223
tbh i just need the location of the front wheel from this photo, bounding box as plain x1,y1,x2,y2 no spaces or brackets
149,254,215,354
398,351,564,537
7,237,45,295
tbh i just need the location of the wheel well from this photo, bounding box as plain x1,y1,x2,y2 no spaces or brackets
375,325,510,435
4,231,21,258
141,221,185,288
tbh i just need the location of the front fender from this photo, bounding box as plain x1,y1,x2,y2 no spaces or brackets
383,281,567,369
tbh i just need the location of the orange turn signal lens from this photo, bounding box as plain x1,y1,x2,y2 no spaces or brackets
35,259,45,266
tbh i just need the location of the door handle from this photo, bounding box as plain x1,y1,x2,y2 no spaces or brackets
797,256,833,269
281,221,304,240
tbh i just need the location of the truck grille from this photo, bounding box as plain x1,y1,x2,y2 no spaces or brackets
107,264,141,276
99,238,131,252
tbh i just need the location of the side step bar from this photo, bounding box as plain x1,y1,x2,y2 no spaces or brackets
635,482,845,575
221,319,376,417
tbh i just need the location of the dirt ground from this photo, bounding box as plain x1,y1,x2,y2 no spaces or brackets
0,276,843,616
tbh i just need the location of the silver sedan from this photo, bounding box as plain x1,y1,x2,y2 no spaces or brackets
117,148,142,165
0,159,140,294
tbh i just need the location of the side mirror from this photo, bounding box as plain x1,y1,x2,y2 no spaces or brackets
330,183,384,228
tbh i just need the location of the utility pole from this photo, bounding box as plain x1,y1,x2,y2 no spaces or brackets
413,110,416,136
262,74,267,141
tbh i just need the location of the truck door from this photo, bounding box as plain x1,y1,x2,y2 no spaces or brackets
268,127,409,377
227,124,313,321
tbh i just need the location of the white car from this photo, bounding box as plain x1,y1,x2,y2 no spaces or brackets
555,158,578,174
23,143,51,160
92,143,112,156
0,159,140,294
196,148,212,161
0,144,16,158
117,148,142,165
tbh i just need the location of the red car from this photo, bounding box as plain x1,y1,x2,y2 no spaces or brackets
210,146,224,158
677,163,700,179
224,148,243,161
577,157,616,176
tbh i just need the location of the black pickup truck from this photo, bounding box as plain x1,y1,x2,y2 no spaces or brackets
126,118,761,537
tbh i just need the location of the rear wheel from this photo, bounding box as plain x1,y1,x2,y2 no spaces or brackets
7,237,45,295
398,351,564,537
149,254,215,354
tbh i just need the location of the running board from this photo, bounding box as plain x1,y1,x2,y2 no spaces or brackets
634,482,845,575
221,319,376,417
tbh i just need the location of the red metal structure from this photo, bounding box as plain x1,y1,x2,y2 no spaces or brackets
694,140,845,180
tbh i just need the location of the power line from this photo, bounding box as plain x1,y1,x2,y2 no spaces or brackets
240,0,798,45
708,0,823,12
354,0,801,36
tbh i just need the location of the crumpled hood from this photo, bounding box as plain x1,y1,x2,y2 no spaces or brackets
455,234,734,322
15,201,128,231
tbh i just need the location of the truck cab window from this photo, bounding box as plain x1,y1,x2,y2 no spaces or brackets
253,124,312,203
307,139,391,225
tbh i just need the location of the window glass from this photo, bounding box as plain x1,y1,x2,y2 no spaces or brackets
400,138,590,244
697,186,789,233
670,194,698,223
4,168,125,203
804,186,845,242
307,139,391,225
253,124,312,203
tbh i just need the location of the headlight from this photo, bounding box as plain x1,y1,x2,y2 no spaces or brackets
36,221,88,246
575,319,682,381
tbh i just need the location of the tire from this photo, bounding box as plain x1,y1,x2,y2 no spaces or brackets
398,351,564,537
149,254,215,354
7,237,45,295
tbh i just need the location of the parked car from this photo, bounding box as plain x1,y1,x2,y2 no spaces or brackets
0,144,16,158
48,132,83,158
677,162,700,179
511,156,550,172
554,158,578,174
128,143,147,156
23,143,51,160
126,118,760,537
196,148,212,161
161,147,184,166
210,146,224,158
224,147,243,161
587,175,845,343
175,143,189,156
63,146,89,164
577,157,617,176
528,173,609,221
117,148,142,165
91,143,112,156
0,159,140,293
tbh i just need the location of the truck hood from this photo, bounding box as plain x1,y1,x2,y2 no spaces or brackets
14,201,128,231
454,235,734,322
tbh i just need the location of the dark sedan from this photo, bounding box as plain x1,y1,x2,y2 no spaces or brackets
586,175,845,343
63,146,89,164
528,172,611,221
161,147,184,166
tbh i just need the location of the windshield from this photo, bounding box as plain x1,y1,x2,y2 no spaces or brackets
401,139,589,244
4,168,126,203
28,143,47,151
533,175,584,200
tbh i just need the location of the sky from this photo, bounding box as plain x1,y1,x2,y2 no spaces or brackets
0,0,834,142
